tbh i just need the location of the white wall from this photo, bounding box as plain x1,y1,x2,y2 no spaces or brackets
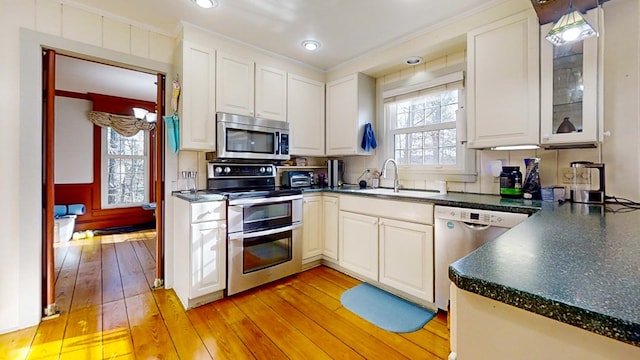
54,97,93,184
340,0,640,201
0,0,175,334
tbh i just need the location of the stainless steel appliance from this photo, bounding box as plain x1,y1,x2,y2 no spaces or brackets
207,162,302,296
281,171,313,188
569,161,606,204
327,159,344,188
434,206,528,311
216,112,290,161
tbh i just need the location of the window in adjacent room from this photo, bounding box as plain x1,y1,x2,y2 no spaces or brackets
101,128,149,208
382,69,476,181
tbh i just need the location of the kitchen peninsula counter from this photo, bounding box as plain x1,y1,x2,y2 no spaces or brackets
307,187,640,349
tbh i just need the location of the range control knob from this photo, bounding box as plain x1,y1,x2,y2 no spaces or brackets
266,167,273,173
215,167,223,174
259,167,266,173
224,167,231,174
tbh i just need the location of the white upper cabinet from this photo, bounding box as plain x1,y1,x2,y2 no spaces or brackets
255,64,287,122
287,74,325,156
466,11,540,149
216,52,255,117
216,52,288,122
326,73,375,156
540,9,600,147
177,41,216,151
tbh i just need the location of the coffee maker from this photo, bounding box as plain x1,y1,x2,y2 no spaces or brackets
569,161,606,204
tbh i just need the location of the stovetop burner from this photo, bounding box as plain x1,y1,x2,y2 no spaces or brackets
206,162,301,200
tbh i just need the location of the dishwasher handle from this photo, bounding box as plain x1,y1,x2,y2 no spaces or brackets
462,222,491,230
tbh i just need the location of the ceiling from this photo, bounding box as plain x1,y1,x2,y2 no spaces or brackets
56,55,158,102
68,0,508,71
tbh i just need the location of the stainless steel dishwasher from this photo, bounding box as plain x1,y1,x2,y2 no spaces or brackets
434,205,528,311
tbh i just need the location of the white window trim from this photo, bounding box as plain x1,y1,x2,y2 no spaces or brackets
100,128,150,209
381,65,477,182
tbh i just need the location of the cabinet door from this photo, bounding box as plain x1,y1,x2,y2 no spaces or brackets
322,195,339,261
302,195,323,260
379,219,433,301
326,73,375,156
190,220,226,298
467,11,539,149
288,74,325,156
540,9,600,146
255,64,287,122
179,41,216,151
216,52,255,116
339,211,378,281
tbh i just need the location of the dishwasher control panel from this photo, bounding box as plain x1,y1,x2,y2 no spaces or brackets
434,206,528,228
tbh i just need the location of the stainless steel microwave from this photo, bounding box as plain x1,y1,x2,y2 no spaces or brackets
216,112,290,161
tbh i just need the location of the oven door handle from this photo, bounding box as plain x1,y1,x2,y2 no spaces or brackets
228,223,301,241
228,194,302,206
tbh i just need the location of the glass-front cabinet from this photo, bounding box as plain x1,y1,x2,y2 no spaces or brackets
540,9,601,147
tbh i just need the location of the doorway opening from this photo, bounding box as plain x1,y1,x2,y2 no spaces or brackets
42,50,166,317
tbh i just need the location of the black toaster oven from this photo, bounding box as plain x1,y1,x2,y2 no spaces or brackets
281,171,313,188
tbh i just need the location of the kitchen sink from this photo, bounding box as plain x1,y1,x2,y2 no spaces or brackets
354,188,442,199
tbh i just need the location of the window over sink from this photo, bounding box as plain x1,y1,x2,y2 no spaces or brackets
382,68,476,182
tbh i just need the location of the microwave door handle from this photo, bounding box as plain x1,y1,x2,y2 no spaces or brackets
275,131,280,155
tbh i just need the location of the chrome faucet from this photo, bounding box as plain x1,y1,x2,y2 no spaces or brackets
382,158,400,192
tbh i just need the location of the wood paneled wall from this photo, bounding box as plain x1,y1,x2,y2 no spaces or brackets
55,91,156,232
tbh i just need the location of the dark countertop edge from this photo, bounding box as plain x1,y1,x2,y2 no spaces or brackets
303,187,540,215
449,267,640,347
176,186,640,345
312,187,640,347
172,191,226,202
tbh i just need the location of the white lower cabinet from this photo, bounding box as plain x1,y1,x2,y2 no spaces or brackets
173,198,226,309
379,218,433,301
322,195,339,261
338,195,434,302
302,194,323,261
339,211,379,281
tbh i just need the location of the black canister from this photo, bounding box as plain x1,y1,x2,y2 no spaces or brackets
500,166,523,198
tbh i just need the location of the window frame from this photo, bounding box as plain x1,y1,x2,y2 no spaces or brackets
381,66,476,182
100,127,150,209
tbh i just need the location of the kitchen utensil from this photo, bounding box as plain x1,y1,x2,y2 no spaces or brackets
569,161,605,203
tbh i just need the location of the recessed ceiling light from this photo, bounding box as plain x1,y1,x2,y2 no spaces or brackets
405,56,423,65
193,0,218,9
302,40,320,51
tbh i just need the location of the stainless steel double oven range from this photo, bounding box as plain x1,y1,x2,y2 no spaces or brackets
208,113,301,296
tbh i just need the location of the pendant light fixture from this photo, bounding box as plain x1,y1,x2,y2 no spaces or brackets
545,0,598,46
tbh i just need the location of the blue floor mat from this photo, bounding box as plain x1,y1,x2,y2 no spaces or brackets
340,283,435,333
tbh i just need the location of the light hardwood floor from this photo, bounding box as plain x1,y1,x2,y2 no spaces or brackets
1,232,450,359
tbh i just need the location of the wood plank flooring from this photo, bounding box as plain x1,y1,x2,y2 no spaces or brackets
0,231,450,359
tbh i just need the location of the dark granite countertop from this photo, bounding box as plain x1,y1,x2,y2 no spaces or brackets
306,187,640,347
449,201,640,347
175,185,640,346
172,191,226,202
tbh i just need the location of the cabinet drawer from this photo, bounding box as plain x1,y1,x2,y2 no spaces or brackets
191,201,226,223
339,195,433,225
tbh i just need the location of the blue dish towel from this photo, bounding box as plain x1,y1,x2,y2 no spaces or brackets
361,123,377,152
163,114,180,153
